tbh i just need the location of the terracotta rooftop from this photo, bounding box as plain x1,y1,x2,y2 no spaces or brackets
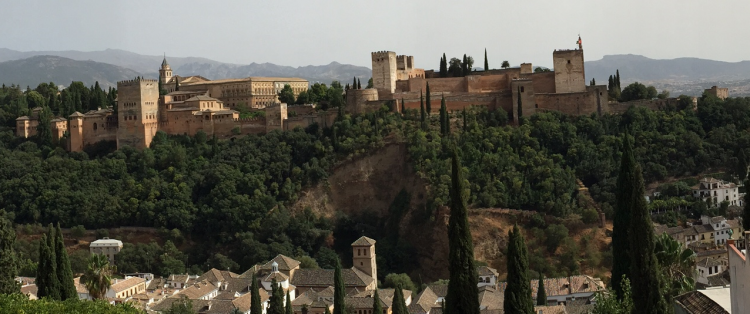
351,236,376,246
674,290,729,314
478,266,499,277
291,268,374,288
261,254,302,272
110,277,145,293
176,280,218,299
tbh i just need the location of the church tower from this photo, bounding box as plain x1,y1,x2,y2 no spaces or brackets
159,55,173,85
351,236,377,282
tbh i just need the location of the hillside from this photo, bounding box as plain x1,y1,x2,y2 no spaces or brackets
0,55,141,88
0,48,372,85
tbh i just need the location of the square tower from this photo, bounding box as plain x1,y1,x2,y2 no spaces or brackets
371,51,397,95
552,50,586,93
351,236,377,282
116,78,160,149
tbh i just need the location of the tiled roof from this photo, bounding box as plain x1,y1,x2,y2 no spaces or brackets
147,278,168,290
351,236,377,246
264,271,289,282
111,277,145,293
565,298,595,314
428,284,448,298
674,290,729,314
196,268,239,284
414,286,439,310
21,284,38,296
497,275,606,299
291,268,373,288
478,286,503,310
261,255,302,272
477,266,499,277
727,219,741,229
534,305,568,314
696,257,725,268
74,277,88,294
693,224,714,233
697,250,727,258
186,95,222,102
177,281,218,299
706,274,731,287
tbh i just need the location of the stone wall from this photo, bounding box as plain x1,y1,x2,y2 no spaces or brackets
372,51,397,94
553,50,586,93
346,89,379,114
116,79,160,150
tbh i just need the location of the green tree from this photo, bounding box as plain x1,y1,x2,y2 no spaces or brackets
593,276,633,314
278,84,296,105
357,78,362,90
296,91,310,105
620,82,650,102
737,149,748,182
534,67,551,73
251,274,262,314
425,83,432,115
654,233,695,299
333,259,346,314
55,224,77,300
37,230,61,300
440,95,447,136
0,293,142,313
536,273,546,306
268,279,284,314
745,180,750,231
0,212,19,294
175,77,180,91
383,273,416,293
81,254,114,300
445,150,480,314
484,48,489,71
164,298,196,314
627,142,668,313
612,133,634,299
449,58,463,77
616,70,621,89
367,78,373,89
286,290,294,314
36,105,53,147
517,87,523,120
373,287,383,314
501,61,510,69
420,91,426,131
504,225,534,314
391,284,409,314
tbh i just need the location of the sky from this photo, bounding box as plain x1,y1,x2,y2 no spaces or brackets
3,0,750,69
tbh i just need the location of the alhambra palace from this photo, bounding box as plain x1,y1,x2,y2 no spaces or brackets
16,40,695,151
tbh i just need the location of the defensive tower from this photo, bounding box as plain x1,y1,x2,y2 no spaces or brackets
552,37,586,93
371,51,397,96
116,78,160,149
351,236,377,281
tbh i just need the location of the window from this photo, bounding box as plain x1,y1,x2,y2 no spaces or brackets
567,60,571,64
521,87,525,93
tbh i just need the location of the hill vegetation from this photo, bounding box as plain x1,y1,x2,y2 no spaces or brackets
0,56,141,89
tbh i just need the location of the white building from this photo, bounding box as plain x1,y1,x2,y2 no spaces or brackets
728,232,750,313
696,257,728,286
701,216,737,246
477,266,498,288
692,177,743,207
89,237,123,264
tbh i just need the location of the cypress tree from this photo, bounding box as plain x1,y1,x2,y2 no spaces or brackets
738,149,748,182
55,224,77,300
612,132,634,299
286,290,294,314
462,109,467,131
251,274,262,314
608,75,614,92
426,82,432,116
420,91,426,131
439,95,447,136
333,259,346,314
353,77,357,89
175,77,180,91
158,77,165,95
536,273,546,306
626,135,668,313
391,284,409,314
445,150,480,314
517,86,523,120
504,224,534,314
357,79,361,90
372,287,383,314
616,70,621,89
401,98,405,115
484,48,489,71
269,279,285,314
0,212,19,294
37,233,61,300
325,306,332,314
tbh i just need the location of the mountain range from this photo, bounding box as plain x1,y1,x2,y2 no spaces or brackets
1,48,749,96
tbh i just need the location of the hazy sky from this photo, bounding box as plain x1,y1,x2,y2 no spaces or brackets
3,0,749,69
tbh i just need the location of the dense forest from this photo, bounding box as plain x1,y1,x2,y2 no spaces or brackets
2,78,750,282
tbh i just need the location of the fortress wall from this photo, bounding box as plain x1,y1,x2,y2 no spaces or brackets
81,116,117,146
424,77,466,93
468,74,509,93
397,92,511,113
288,105,316,116
535,91,598,116
527,71,556,93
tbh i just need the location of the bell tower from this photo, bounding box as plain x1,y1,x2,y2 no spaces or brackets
351,236,377,282
159,55,173,85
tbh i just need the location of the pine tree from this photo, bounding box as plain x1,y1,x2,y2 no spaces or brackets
55,224,76,300
441,53,448,77
286,290,294,314
517,86,523,121
372,287,383,314
612,132,634,299
445,150,480,314
333,259,346,314
608,75,614,92
536,273,546,306
626,135,668,313
251,274,262,314
420,91,426,131
425,82,432,116
504,224,534,314
0,212,19,294
391,284,409,314
484,48,489,71
357,79,361,90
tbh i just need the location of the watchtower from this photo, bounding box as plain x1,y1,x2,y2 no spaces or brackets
351,236,377,282
68,112,84,152
552,49,586,93
371,51,397,96
116,78,160,149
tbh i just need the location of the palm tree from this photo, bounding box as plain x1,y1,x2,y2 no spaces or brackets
81,254,115,300
654,232,696,296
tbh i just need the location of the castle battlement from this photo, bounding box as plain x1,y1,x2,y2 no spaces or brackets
371,51,395,60
235,117,265,122
118,78,159,86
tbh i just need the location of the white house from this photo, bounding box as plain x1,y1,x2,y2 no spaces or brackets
701,216,736,246
261,261,296,301
692,177,743,207
696,257,727,286
477,266,498,288
89,237,123,264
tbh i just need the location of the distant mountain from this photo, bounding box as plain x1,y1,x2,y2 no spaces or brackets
0,55,141,88
585,54,750,84
0,48,372,85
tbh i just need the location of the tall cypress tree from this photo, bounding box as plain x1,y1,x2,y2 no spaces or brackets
37,233,61,300
439,95,447,136
55,224,76,300
504,224,534,314
286,290,294,314
392,284,409,314
737,149,748,182
517,86,523,121
536,273,546,306
333,259,346,314
627,140,668,313
401,98,405,115
484,48,489,71
372,287,383,314
251,274,262,314
175,77,180,91
0,212,19,294
462,109,467,132
269,279,285,314
612,133,634,299
357,79,361,90
445,150,480,314
425,83,432,116
353,77,357,89
420,91,426,131
616,70,621,89
462,54,468,76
